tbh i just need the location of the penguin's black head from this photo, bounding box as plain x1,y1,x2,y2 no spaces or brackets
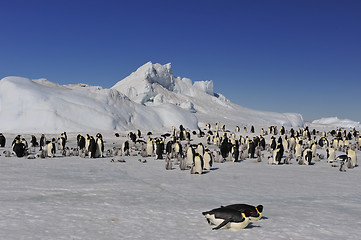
256,205,263,213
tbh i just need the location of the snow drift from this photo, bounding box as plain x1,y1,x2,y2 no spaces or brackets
0,62,304,133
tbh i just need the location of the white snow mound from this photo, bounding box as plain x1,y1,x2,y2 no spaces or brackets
1,62,306,133
312,117,360,128
0,76,198,133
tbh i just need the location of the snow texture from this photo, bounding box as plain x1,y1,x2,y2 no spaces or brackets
0,126,360,240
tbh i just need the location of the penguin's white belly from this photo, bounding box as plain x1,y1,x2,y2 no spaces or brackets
204,214,249,229
228,220,249,229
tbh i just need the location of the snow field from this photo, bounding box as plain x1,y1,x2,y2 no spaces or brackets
1,129,361,240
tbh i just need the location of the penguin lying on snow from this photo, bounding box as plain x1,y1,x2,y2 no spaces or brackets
202,207,249,230
221,204,263,221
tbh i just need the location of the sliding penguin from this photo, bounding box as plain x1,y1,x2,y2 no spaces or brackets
222,204,263,221
202,207,249,230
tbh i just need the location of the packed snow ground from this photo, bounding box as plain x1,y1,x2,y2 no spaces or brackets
1,125,361,240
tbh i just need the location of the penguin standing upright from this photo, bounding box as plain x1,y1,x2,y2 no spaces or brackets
203,150,213,171
96,133,104,158
295,142,302,158
197,143,205,157
191,153,204,174
47,138,56,158
39,134,46,150
85,134,91,151
30,135,38,148
347,149,357,168
77,134,86,150
303,149,313,165
146,138,154,157
122,140,130,156
326,147,335,163
0,133,6,147
88,136,97,158
186,146,195,167
248,140,256,158
155,139,164,160
13,139,26,157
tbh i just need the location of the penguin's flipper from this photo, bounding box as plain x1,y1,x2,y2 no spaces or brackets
212,219,230,230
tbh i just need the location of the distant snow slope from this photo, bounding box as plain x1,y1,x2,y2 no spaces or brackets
112,62,304,129
0,77,197,133
1,62,304,133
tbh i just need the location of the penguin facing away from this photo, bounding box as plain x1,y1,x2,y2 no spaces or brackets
202,207,250,230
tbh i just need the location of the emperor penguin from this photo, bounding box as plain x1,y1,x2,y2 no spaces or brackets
39,134,46,151
13,139,26,157
47,138,56,158
88,136,97,158
122,140,130,156
222,204,263,221
235,126,240,133
186,146,195,168
272,148,281,165
96,133,104,158
174,140,182,157
202,207,250,230
289,136,296,151
0,133,6,147
303,149,313,165
30,135,38,148
191,153,203,174
155,138,164,160
146,138,154,157
77,134,86,150
85,134,91,151
326,147,335,163
311,142,317,157
203,149,213,171
58,136,66,151
347,149,357,168
282,137,289,152
295,142,302,158
231,144,239,162
197,143,205,157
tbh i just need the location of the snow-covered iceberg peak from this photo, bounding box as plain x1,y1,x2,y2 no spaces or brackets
111,62,214,104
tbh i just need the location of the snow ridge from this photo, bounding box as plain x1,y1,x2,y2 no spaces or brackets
1,62,305,133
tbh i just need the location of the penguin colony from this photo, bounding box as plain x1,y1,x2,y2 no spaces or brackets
0,123,360,230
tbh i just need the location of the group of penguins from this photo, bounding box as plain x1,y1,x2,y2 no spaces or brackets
1,123,359,176
0,132,105,159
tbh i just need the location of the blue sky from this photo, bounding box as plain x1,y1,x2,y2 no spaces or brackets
1,0,360,122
